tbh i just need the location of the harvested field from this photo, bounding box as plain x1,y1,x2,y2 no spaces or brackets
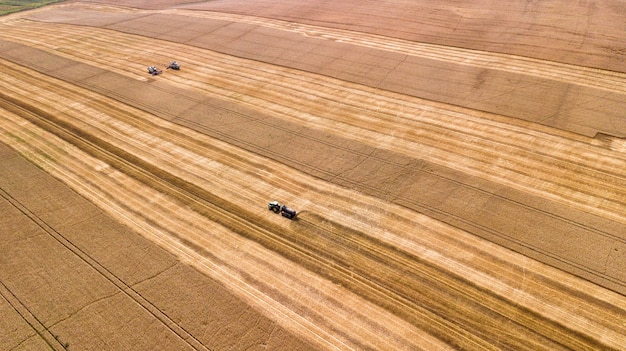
1,1,625,350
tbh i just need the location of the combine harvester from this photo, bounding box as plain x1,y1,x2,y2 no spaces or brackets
147,61,179,76
268,201,297,219
167,61,181,70
147,65,162,75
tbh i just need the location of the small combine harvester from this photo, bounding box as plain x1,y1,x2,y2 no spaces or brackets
167,61,180,70
268,201,297,219
147,65,162,76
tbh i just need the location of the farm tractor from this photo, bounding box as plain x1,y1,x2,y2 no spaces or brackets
268,201,297,219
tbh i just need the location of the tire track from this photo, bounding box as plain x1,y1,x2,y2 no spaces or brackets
0,274,65,351
296,213,614,350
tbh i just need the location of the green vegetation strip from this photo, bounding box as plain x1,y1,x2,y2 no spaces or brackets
0,0,66,16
